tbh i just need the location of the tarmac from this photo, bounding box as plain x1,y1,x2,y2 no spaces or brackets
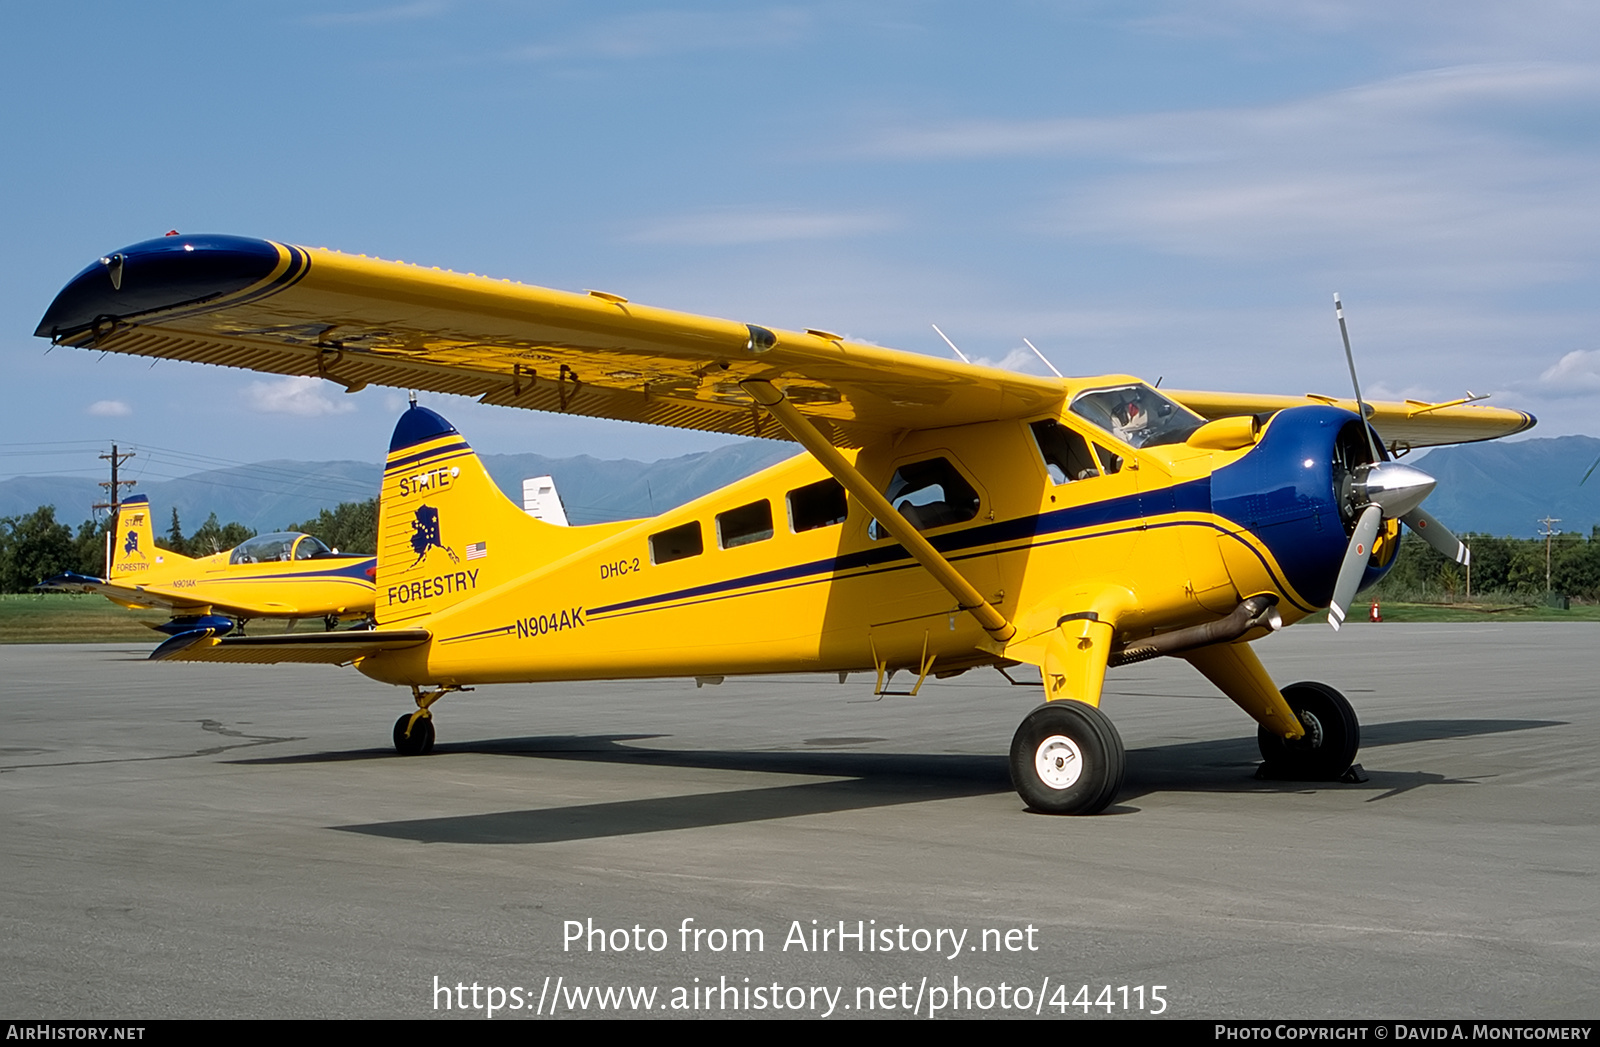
1,623,1596,1019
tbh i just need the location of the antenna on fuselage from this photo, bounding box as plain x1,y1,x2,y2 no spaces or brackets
1022,338,1064,379
408,390,418,408
930,324,971,363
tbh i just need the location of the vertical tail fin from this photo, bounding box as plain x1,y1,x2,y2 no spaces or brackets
106,496,191,577
376,405,574,625
522,475,571,525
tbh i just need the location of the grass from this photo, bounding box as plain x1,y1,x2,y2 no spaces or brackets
0,593,334,644
1348,599,1600,624
0,593,165,643
3,592,1594,644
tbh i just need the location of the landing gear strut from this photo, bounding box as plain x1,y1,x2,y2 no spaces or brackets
1009,700,1126,815
1257,681,1360,780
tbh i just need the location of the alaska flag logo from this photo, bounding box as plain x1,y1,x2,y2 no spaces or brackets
123,529,143,558
409,504,460,567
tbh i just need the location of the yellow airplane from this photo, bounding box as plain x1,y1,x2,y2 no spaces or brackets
37,493,376,638
35,233,1536,813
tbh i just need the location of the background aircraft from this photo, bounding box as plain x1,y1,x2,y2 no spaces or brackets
35,234,1535,813
37,493,375,639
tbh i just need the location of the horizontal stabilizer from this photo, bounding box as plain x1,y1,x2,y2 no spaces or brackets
33,571,107,593
150,628,430,664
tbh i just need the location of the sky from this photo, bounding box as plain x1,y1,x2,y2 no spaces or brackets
4,1,1598,495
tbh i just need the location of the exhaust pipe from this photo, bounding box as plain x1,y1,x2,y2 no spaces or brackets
1109,594,1282,667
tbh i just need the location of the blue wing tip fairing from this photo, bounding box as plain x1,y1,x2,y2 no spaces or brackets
34,234,284,340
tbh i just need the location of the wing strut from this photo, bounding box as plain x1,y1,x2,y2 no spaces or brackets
741,379,1016,643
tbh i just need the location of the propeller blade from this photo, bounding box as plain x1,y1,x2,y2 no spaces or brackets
1328,504,1383,631
1401,507,1470,566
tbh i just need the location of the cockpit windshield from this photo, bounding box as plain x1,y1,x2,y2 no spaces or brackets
1069,384,1205,449
229,533,333,565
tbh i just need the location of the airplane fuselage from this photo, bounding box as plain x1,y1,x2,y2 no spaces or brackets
357,397,1393,690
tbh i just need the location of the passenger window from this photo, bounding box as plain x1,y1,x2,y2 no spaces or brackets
649,521,703,564
1029,420,1100,484
787,479,847,533
716,500,774,549
869,458,980,539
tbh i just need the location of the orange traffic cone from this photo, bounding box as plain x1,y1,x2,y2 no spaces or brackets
1369,600,1382,623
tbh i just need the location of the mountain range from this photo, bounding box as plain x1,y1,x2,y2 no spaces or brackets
4,434,1597,541
0,441,796,533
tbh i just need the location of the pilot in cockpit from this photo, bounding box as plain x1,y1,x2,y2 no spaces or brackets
1110,393,1151,445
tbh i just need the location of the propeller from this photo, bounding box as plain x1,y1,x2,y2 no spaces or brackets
1326,296,1471,630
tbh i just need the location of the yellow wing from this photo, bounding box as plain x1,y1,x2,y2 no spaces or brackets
37,235,1063,449
37,234,1533,449
1167,389,1535,450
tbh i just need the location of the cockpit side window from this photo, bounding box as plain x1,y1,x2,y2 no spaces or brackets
1029,420,1101,484
1093,444,1123,476
869,457,980,539
293,535,334,560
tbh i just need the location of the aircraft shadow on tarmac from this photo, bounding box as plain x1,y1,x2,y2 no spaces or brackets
1120,718,1561,805
235,717,1561,844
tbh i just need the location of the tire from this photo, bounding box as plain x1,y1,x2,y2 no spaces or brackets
1257,681,1359,780
1009,701,1126,815
393,713,435,756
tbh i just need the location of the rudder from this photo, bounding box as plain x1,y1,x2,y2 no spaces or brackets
376,404,574,625
106,496,192,577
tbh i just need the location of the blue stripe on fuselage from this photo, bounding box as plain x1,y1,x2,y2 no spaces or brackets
588,480,1214,619
585,413,1356,623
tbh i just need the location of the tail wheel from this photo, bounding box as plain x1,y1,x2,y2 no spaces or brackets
1009,701,1126,815
393,713,435,756
1257,681,1359,780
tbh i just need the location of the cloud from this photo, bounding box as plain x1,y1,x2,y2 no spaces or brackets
87,400,131,417
963,345,1066,377
1120,1,1600,63
630,207,895,246
1534,349,1600,396
869,62,1600,288
243,377,359,417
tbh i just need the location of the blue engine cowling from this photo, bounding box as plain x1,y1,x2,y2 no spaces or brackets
1210,405,1396,610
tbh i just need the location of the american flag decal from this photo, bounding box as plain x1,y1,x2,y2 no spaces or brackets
466,541,487,560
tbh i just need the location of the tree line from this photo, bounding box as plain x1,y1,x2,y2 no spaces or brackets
0,499,378,593
4,497,1597,601
1365,528,1600,603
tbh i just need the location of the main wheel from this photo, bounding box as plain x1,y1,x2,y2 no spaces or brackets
1009,701,1126,815
393,713,435,756
1257,681,1359,780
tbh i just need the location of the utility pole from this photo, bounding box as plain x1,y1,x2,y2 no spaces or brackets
1538,515,1561,594
92,444,136,515
92,445,136,576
